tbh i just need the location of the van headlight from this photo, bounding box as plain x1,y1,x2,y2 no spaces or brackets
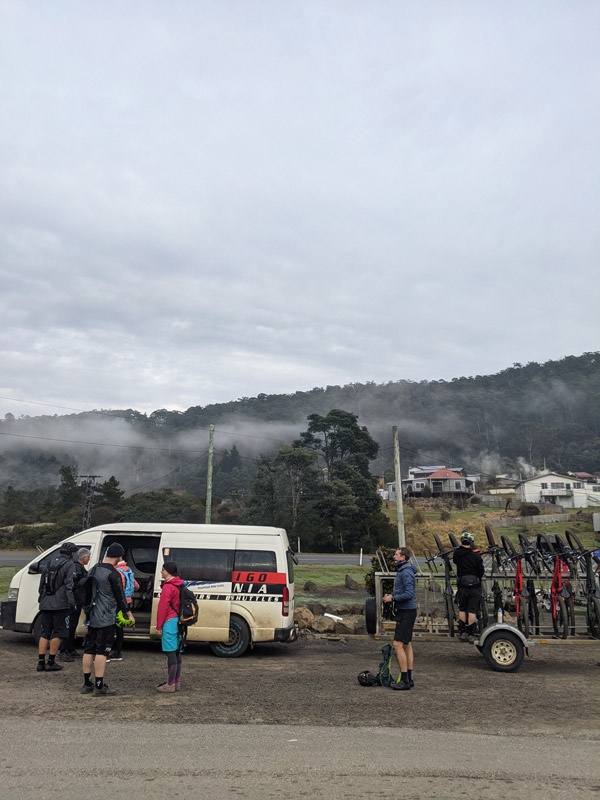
7,587,18,601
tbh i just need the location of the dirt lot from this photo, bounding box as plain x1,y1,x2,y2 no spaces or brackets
1,627,599,736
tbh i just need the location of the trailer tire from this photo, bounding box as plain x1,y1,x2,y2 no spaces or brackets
365,596,377,635
481,630,524,672
209,615,250,658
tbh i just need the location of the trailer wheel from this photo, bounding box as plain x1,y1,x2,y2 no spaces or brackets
481,630,524,672
209,615,250,658
365,596,377,635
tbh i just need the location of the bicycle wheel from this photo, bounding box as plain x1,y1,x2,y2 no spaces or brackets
586,596,600,639
566,590,576,636
527,580,540,635
517,597,530,637
501,535,518,558
485,523,497,548
433,532,445,555
444,593,455,637
552,596,568,639
448,532,459,549
479,592,489,631
565,528,584,553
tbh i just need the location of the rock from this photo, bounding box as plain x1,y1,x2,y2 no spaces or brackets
294,607,315,630
306,602,325,617
335,619,356,635
344,574,361,591
303,581,318,591
354,617,367,635
428,580,442,593
312,616,336,633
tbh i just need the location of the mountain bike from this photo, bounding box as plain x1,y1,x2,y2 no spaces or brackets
535,533,571,639
500,535,533,637
563,529,600,639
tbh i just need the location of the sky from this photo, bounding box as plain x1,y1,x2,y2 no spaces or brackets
1,1,599,420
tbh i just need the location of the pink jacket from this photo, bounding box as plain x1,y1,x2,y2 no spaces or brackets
157,575,184,629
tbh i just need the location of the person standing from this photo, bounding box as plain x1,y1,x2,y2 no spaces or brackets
453,531,485,643
108,556,139,661
383,547,417,691
37,542,78,672
80,542,134,696
59,547,91,661
156,561,184,693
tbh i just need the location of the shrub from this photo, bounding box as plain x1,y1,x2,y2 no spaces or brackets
519,503,540,517
440,510,451,522
411,509,426,525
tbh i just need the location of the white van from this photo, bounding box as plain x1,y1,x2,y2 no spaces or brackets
1,523,298,657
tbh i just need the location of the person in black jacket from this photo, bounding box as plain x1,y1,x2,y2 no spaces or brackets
59,547,91,661
37,542,78,672
453,531,485,643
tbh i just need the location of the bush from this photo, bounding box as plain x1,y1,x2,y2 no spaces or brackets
364,547,396,595
411,509,426,525
440,510,451,522
519,504,540,517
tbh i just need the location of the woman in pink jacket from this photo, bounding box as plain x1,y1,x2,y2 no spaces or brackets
156,561,184,693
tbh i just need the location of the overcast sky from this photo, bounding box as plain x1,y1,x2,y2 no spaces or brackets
1,1,598,419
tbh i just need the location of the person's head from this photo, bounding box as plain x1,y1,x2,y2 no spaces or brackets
393,547,411,565
460,531,475,548
161,561,178,579
105,542,125,564
60,542,78,558
76,547,91,565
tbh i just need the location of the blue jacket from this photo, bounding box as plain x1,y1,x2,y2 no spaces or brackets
391,562,417,610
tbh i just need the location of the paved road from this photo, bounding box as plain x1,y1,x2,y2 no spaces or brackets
2,717,598,800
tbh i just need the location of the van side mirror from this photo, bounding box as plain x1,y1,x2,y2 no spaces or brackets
28,563,40,575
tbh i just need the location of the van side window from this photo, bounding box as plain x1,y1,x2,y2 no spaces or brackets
234,550,277,572
166,548,234,582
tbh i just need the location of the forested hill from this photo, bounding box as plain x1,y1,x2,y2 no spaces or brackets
1,352,599,493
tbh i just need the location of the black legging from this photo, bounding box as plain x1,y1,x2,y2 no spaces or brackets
166,650,182,685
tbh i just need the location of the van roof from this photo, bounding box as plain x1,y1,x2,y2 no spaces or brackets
78,523,288,537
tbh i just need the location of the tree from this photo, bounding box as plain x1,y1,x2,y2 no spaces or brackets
56,465,83,513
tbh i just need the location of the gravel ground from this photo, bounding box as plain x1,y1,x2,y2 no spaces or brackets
1,627,599,736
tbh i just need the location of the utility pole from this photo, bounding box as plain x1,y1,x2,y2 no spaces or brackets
205,424,214,524
392,426,406,547
81,475,101,530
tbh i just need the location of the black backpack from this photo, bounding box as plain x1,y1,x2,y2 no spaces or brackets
40,556,69,597
178,584,199,627
74,566,99,611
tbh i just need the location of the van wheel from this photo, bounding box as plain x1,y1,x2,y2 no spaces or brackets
209,616,251,658
32,614,43,645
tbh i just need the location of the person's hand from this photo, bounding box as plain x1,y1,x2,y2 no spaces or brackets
156,629,161,635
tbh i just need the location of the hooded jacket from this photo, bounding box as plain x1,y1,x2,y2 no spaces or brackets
38,555,77,611
157,575,185,629
391,561,417,610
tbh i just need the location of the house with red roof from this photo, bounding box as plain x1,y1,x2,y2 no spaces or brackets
386,465,476,501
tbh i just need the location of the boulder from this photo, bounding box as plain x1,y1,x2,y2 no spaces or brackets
303,581,318,591
306,602,325,617
294,607,315,630
344,574,361,591
312,616,336,633
354,617,367,635
335,618,356,635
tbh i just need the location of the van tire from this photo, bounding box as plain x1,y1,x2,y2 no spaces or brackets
32,614,43,644
209,615,251,658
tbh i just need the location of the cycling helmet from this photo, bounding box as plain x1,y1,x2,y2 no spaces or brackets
59,542,78,555
357,670,378,687
460,531,475,545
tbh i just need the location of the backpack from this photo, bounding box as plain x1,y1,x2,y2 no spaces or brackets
118,565,135,598
40,556,69,597
74,566,98,611
375,643,397,687
178,584,199,627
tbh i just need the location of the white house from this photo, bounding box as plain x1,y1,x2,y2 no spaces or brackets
514,471,600,509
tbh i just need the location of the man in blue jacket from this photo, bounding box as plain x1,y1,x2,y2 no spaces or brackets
383,547,417,691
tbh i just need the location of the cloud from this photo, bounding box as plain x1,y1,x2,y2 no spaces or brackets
0,1,598,417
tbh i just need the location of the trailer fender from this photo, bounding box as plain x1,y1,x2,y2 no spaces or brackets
477,622,530,653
